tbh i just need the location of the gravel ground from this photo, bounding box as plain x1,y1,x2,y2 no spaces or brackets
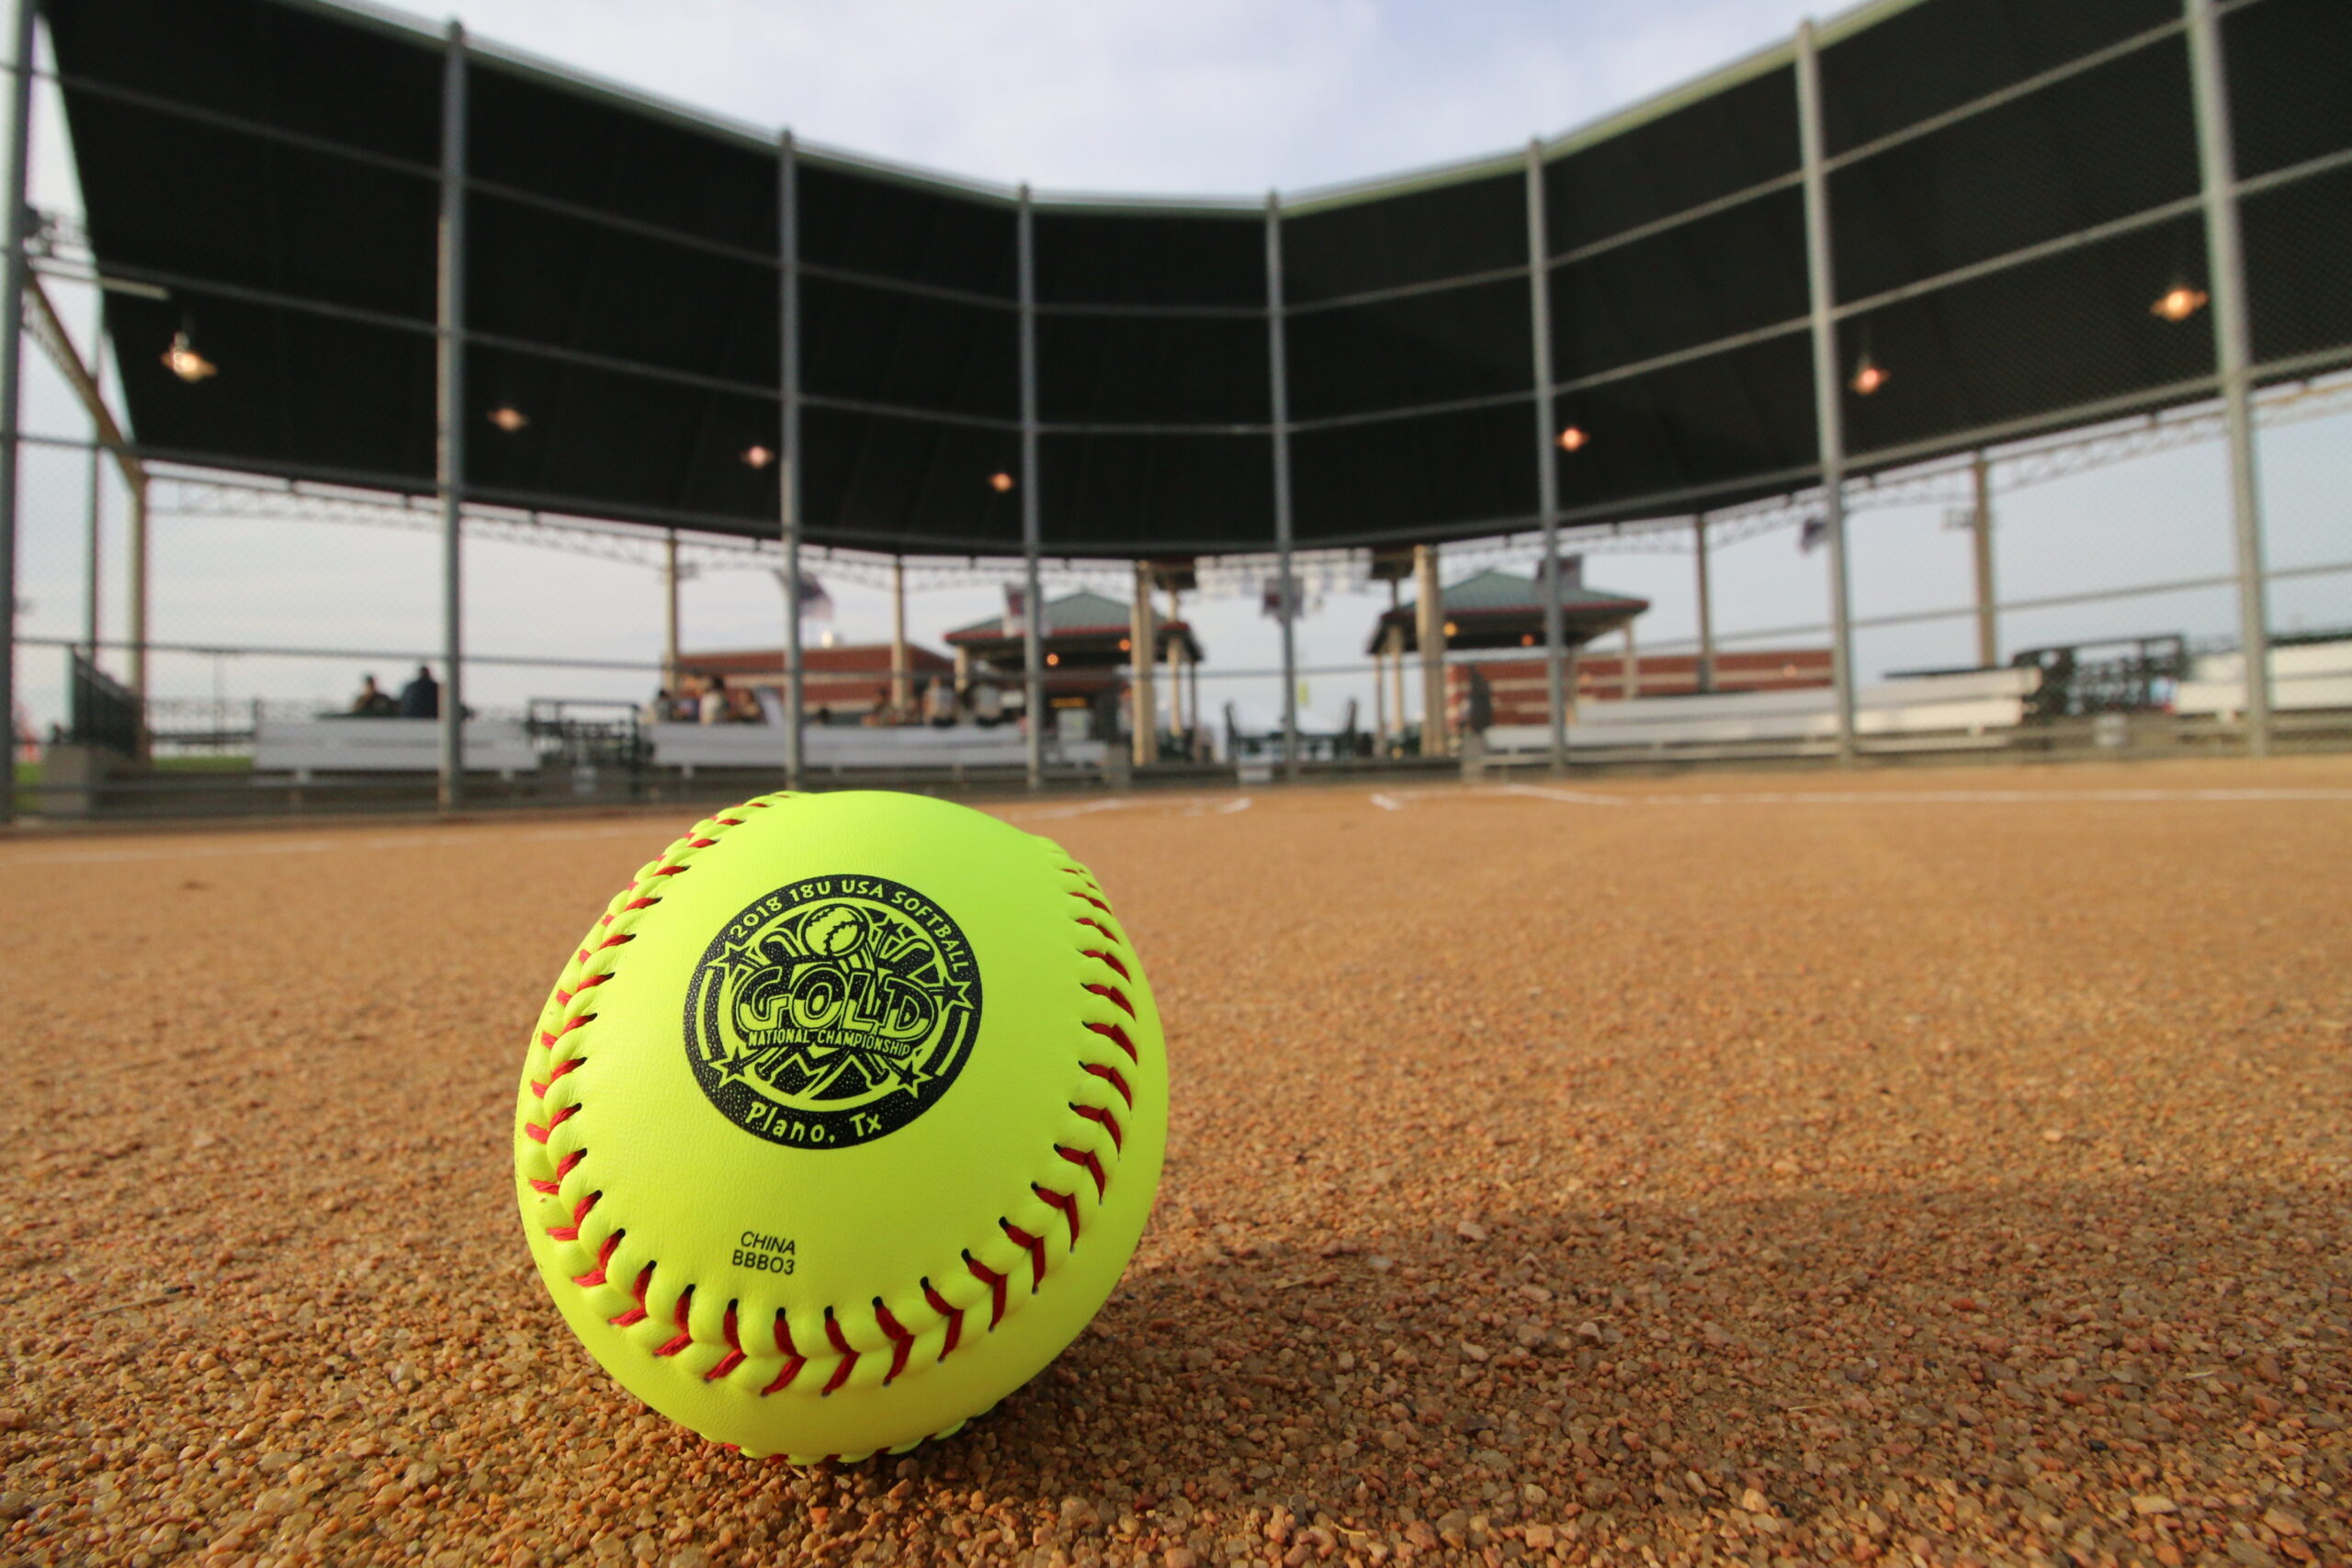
3,758,2348,1567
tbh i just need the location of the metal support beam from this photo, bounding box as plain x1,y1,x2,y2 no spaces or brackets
1017,186,1045,791
1694,514,1716,693
1129,558,1154,769
434,21,468,809
1416,544,1447,756
1623,621,1640,699
889,555,909,718
1796,18,1859,765
127,478,146,734
2186,0,2270,756
1968,453,1998,667
1265,191,1298,772
0,0,34,818
662,529,681,693
777,131,805,789
1526,140,1568,775
1164,581,1182,749
83,434,100,659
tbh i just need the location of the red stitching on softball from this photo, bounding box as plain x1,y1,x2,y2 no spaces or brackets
1067,886,1113,915
571,1231,622,1289
524,1103,579,1144
820,1309,858,1395
1071,1101,1124,1150
610,1264,653,1328
1083,1061,1133,1107
1057,1144,1108,1201
1002,1220,1047,1292
654,1286,695,1357
1035,1183,1081,1246
1086,1020,1138,1061
761,1313,806,1394
706,1302,745,1382
1074,916,1115,942
1082,948,1131,981
964,1250,1010,1329
619,896,662,913
1085,982,1136,1018
874,1299,915,1384
529,1056,585,1097
921,1278,963,1359
546,1190,600,1242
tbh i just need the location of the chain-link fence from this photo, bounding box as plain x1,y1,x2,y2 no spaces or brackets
12,367,2351,820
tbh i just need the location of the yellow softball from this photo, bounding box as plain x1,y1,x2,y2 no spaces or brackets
513,790,1167,1461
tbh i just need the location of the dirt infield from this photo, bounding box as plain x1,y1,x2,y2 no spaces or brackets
4,758,2348,1566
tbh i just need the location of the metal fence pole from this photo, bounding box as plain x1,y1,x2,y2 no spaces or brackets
2186,0,2270,756
1265,190,1298,773
1969,452,1998,667
1694,514,1716,693
1525,140,1568,774
1017,185,1045,791
0,0,37,821
128,474,146,736
662,529,680,693
434,21,469,810
777,130,805,790
83,432,100,659
1416,544,1446,755
1796,18,1859,765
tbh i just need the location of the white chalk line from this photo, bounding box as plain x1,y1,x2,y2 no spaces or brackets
997,794,1252,823
0,819,664,868
1378,784,2352,811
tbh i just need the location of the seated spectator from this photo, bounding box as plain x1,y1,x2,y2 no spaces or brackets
699,673,729,726
350,674,396,717
643,688,673,728
973,680,1005,728
924,677,956,728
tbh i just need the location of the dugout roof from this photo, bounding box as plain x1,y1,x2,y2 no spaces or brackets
42,0,2352,558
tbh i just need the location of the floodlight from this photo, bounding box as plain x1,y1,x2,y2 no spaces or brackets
162,330,216,383
1046,652,1059,666
2151,283,2208,322
489,405,529,432
741,445,775,468
1555,425,1589,452
989,471,1015,492
1849,354,1888,397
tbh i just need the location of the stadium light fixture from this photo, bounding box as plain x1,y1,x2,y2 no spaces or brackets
1443,621,1458,637
1555,425,1589,452
1046,652,1059,667
989,471,1015,492
741,444,775,468
2151,282,2209,322
161,329,216,383
1849,353,1888,397
1521,633,1535,647
1117,637,1131,652
488,405,529,433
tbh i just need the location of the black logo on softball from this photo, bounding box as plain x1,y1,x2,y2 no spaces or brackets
684,876,981,1148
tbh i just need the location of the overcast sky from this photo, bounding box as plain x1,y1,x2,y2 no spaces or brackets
13,0,2348,740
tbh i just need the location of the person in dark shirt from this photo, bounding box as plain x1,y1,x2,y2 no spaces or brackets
397,664,439,719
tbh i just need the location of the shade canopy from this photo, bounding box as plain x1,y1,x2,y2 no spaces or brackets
1370,569,1650,655
46,0,2352,557
944,591,1202,668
